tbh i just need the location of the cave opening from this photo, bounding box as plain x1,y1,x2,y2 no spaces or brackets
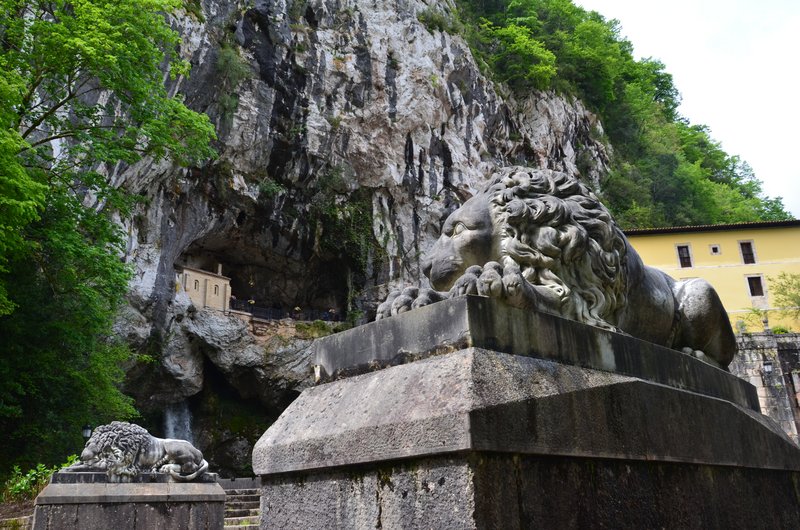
176,240,347,318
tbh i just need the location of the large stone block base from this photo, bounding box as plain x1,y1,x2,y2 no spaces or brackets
32,478,225,530
254,300,800,529
262,453,800,529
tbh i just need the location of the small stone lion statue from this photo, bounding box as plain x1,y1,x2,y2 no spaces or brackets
377,167,736,369
64,421,209,482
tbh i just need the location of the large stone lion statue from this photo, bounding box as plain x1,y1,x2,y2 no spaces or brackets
64,421,209,481
377,167,736,369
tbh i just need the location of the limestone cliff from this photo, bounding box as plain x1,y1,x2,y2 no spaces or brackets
113,0,609,473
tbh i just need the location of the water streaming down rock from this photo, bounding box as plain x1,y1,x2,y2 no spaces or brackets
164,400,194,444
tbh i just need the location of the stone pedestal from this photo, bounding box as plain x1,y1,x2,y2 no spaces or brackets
253,296,800,529
32,473,225,530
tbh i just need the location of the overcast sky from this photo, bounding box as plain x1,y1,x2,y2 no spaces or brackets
575,0,800,218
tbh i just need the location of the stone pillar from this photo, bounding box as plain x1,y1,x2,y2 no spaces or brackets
254,296,800,529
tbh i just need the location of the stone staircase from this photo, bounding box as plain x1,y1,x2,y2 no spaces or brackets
0,515,32,529
224,488,261,529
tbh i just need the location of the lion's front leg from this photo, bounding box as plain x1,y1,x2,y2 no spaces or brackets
475,262,562,313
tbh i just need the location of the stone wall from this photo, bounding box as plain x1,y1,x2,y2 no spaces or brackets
731,332,800,443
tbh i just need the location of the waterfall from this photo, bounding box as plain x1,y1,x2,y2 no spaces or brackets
163,400,194,443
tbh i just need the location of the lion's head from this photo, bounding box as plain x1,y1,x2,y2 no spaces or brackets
422,167,628,330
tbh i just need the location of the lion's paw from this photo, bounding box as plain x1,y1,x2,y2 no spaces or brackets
391,287,419,316
449,265,484,296
477,262,504,297
682,347,723,369
159,464,181,474
375,290,401,320
501,263,534,307
411,288,448,309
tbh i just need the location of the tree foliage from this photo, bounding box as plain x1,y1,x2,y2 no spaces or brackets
456,0,790,227
772,272,800,321
479,22,556,89
0,0,216,470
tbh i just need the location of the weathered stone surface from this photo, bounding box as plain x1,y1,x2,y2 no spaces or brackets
255,302,800,528
121,305,315,409
314,296,757,410
254,348,797,476
259,453,800,529
50,472,218,484
261,457,476,530
111,0,610,414
32,481,225,530
731,331,800,442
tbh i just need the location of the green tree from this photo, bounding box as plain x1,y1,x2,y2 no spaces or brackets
479,22,556,89
772,272,800,321
455,0,790,227
0,0,216,470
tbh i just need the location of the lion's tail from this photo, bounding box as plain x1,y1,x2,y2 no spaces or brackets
169,459,209,482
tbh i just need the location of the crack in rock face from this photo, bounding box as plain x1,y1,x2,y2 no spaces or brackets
113,0,610,459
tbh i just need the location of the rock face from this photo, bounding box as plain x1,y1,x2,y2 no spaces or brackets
112,0,610,469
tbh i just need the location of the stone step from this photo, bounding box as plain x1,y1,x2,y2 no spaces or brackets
224,515,260,526
0,515,32,529
226,493,260,503
224,508,261,518
224,526,259,530
225,488,259,496
225,500,260,510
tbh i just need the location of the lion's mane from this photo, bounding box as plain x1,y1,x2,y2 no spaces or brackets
485,167,628,331
88,421,151,471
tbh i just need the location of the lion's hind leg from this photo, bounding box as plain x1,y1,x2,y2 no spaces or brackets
673,278,736,369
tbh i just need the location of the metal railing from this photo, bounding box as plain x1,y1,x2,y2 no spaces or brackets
229,299,343,322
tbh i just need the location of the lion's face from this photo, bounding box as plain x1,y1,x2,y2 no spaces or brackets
422,195,500,291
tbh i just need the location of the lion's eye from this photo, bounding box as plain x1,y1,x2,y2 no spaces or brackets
452,223,466,236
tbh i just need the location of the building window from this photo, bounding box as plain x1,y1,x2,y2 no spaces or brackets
709,244,721,255
747,276,764,297
739,241,756,264
677,245,692,268
214,285,219,295
194,280,199,290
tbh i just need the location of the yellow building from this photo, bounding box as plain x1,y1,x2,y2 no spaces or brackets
178,265,231,312
625,220,800,332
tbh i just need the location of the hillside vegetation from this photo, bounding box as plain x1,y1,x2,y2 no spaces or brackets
452,0,790,227
0,0,215,471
